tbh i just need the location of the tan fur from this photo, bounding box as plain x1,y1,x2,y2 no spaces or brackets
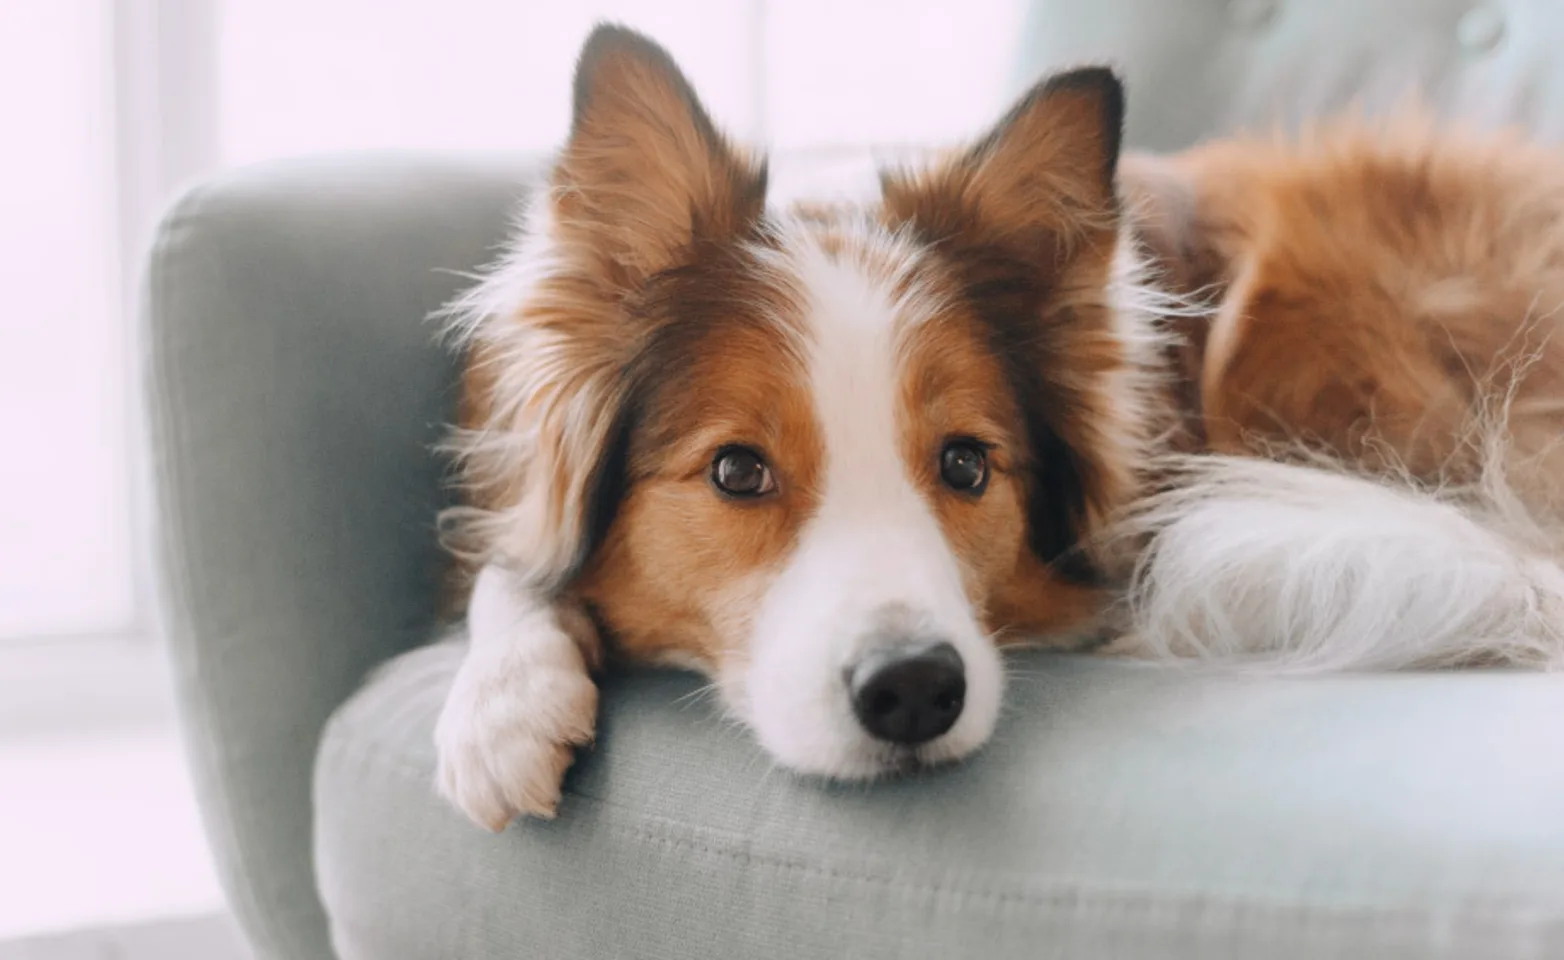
573,310,821,669
880,75,1140,543
1124,118,1564,506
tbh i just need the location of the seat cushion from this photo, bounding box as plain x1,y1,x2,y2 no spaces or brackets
314,639,1564,959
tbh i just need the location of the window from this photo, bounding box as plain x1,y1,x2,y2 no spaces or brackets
0,1,134,641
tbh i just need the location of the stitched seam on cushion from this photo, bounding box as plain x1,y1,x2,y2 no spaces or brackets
319,725,1561,943
596,807,1557,933
616,826,1552,956
562,781,1558,926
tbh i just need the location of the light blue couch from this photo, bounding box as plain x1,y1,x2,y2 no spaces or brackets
143,3,1564,957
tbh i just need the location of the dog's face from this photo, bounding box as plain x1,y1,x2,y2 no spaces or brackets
454,28,1151,778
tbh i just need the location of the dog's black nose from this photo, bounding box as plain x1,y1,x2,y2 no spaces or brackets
848,642,966,745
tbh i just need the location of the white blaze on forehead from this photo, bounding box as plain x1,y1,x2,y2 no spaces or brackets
734,221,1003,778
747,217,952,521
782,224,953,549
799,239,923,509
771,221,979,618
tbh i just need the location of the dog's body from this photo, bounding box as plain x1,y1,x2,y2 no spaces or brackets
1127,119,1564,488
1110,122,1564,671
433,26,1564,830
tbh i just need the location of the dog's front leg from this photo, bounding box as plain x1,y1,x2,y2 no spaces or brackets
434,563,601,829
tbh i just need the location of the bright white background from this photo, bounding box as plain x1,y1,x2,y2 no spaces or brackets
0,2,131,640
0,0,1030,947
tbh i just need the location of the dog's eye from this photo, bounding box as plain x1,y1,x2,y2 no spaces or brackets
939,440,988,494
711,446,776,498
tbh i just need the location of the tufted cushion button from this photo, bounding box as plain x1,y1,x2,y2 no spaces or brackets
1457,5,1506,54
1228,0,1279,28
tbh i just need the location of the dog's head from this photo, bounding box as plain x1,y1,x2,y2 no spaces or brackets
451,26,1154,777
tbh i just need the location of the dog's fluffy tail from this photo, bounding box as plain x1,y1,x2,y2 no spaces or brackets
1103,453,1564,672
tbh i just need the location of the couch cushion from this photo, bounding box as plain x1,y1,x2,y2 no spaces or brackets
314,639,1564,959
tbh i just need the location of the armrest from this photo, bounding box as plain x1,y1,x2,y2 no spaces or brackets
140,153,539,959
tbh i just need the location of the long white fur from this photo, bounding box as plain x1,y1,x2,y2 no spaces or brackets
434,191,589,583
1105,451,1564,672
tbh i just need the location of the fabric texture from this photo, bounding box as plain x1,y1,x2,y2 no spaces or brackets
141,2,1564,957
317,641,1564,960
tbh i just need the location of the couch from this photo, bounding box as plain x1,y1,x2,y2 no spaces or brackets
142,2,1564,957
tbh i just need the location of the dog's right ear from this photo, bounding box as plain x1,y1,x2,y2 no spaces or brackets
554,24,768,290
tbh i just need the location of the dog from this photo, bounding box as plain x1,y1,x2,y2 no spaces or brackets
432,25,1564,830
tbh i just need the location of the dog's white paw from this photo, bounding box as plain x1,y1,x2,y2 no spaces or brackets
434,647,598,830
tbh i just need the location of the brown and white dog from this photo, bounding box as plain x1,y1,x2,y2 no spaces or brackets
433,25,1564,830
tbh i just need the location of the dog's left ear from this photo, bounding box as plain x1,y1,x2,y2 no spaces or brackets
883,67,1123,258
882,67,1133,580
